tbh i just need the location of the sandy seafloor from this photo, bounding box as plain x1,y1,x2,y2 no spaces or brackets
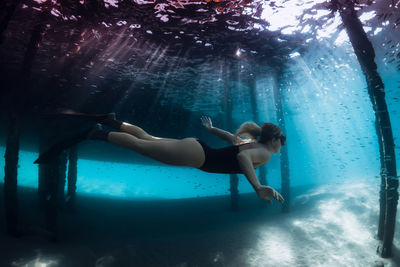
0,178,400,267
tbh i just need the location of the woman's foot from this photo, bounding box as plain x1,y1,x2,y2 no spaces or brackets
57,108,115,122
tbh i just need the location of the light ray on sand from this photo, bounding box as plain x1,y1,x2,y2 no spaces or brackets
11,250,61,267
245,180,393,267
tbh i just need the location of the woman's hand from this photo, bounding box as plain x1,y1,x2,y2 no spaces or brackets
255,185,284,204
201,116,213,130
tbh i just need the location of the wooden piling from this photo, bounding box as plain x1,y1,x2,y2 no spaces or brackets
223,64,239,210
65,146,78,211
334,1,398,258
273,71,290,213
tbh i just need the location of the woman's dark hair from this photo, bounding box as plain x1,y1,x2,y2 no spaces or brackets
259,123,285,145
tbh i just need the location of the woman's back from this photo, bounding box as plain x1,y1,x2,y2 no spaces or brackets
196,139,261,174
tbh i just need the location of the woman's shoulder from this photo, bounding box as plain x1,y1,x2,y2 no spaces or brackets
237,142,271,163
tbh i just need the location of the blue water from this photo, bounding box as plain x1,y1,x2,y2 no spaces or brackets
0,146,258,199
1,3,400,265
0,60,390,203
1,38,398,200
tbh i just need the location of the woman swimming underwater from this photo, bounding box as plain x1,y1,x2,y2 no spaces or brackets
35,110,285,205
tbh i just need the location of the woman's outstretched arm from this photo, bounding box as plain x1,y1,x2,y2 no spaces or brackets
201,116,237,144
237,149,284,204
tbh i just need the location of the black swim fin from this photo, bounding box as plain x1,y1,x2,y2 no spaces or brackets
56,108,115,123
34,127,94,164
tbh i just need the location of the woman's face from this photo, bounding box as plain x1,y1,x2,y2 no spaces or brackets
272,137,282,153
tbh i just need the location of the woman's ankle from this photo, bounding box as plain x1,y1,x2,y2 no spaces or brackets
87,124,110,141
103,116,123,130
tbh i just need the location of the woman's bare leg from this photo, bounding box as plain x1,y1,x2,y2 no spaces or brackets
107,132,205,167
120,122,176,141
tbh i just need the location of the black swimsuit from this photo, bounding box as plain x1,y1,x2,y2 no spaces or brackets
195,138,243,174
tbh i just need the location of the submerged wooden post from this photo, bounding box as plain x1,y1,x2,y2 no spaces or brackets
4,111,20,236
223,64,239,210
229,174,239,210
334,1,398,257
273,71,290,213
58,151,67,208
38,117,68,240
3,21,46,237
248,74,268,206
249,74,259,123
66,145,78,211
259,165,268,187
375,120,386,240
0,0,21,44
44,150,67,241
38,120,48,207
